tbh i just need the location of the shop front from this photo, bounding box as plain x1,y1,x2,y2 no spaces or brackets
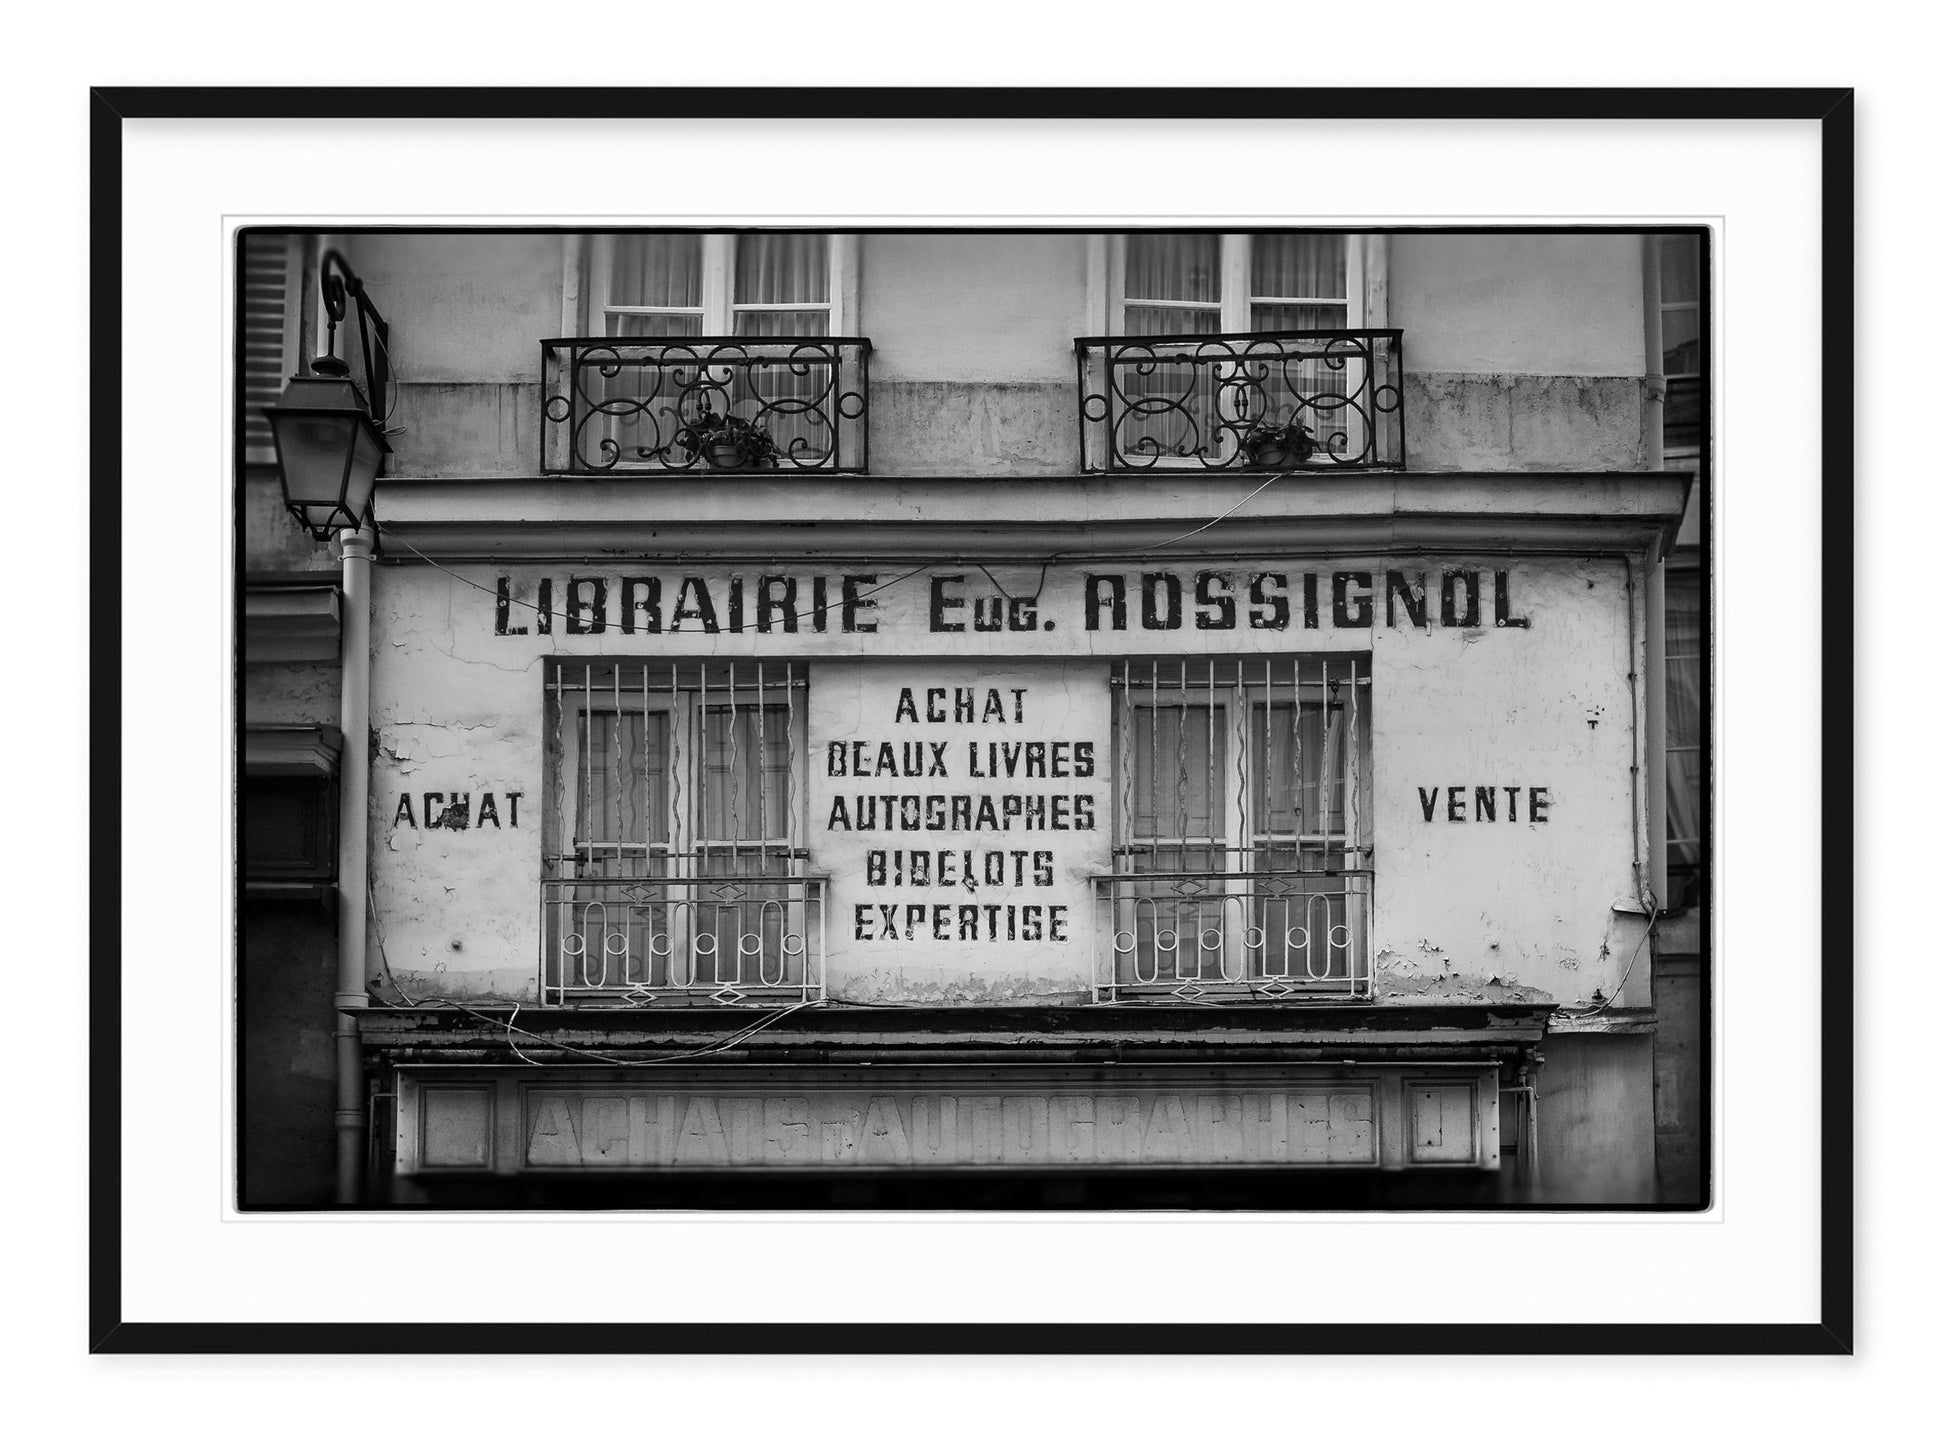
353,470,1679,1206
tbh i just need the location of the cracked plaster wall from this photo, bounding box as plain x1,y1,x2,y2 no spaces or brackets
1370,557,1647,1010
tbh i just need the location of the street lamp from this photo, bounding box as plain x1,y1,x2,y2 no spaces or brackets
264,249,391,540
259,245,394,1203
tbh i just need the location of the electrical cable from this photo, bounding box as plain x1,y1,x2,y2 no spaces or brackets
358,463,1321,1038
378,465,1308,633
1552,895,1659,1022
364,861,418,1007
415,995,816,1066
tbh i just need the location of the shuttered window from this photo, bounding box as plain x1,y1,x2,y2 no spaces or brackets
240,233,303,464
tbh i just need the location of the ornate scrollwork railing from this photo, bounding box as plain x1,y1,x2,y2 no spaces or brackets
1075,330,1404,472
541,873,827,1007
1091,869,1373,1002
542,337,871,475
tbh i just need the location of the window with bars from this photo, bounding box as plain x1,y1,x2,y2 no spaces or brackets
540,661,822,1006
1099,657,1372,999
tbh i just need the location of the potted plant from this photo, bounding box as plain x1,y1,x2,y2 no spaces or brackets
678,411,780,471
1240,421,1321,470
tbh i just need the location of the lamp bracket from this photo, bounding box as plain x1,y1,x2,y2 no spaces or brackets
318,248,390,424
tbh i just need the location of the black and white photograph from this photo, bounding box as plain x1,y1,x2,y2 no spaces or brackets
71,84,1865,1369
237,223,1711,1212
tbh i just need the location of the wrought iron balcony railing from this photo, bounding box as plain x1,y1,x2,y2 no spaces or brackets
1075,330,1404,472
542,337,870,475
1091,868,1374,1002
540,873,827,1007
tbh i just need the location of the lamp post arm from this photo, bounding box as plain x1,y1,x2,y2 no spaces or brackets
319,247,391,426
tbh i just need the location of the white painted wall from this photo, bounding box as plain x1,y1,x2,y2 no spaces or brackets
329,230,1652,475
1390,233,1646,376
862,234,1088,383
343,233,564,385
1369,557,1647,1010
340,231,1652,390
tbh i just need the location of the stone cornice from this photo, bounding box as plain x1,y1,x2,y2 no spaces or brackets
371,472,1693,563
242,581,341,663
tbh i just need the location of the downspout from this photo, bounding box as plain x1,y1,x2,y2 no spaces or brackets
334,523,375,1202
1641,236,1669,907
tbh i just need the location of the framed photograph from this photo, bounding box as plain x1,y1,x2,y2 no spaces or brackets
92,87,1851,1353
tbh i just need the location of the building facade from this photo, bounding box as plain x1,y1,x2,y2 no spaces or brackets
239,228,1702,1209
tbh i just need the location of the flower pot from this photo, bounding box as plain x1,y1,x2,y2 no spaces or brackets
703,441,751,470
1246,442,1307,470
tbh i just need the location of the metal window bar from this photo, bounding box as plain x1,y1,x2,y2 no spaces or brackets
541,661,819,1006
1096,657,1372,1002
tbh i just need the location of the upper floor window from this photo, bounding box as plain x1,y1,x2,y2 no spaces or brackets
590,233,850,338
545,234,869,475
1658,233,1702,462
1114,232,1362,335
1078,232,1400,471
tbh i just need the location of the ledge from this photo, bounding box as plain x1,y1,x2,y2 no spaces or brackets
243,724,344,776
243,581,341,663
1544,1006,1658,1035
348,999,1558,1065
369,471,1692,563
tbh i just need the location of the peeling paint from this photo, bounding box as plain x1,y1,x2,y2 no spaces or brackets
1373,967,1551,1004
834,968,1090,1006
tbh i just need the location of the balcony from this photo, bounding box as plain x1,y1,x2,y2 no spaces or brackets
1091,868,1374,1003
1075,330,1404,473
540,872,828,1007
541,337,871,476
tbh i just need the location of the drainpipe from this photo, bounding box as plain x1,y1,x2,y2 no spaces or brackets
1641,236,1669,907
334,523,375,1202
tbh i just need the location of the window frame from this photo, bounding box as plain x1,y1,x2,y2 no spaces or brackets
241,725,342,901
1089,232,1385,336
1104,656,1373,996
1085,234,1388,469
1657,232,1704,470
577,233,860,338
1663,561,1706,910
541,661,814,1003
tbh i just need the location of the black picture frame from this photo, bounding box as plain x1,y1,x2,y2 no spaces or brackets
90,84,1852,1355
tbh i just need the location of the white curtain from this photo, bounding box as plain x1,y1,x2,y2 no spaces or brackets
1249,234,1350,456
1121,234,1221,459
1123,232,1221,335
598,237,704,462
1249,233,1345,323
733,235,832,459
606,234,703,336
733,234,830,337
